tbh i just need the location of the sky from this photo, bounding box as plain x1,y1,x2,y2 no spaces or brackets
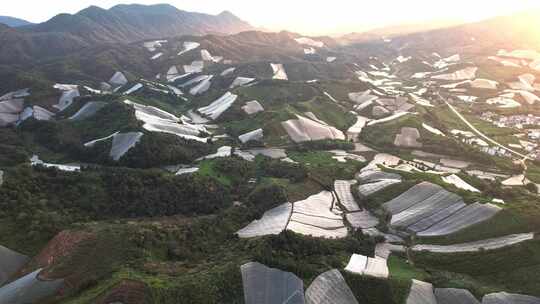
2,0,540,35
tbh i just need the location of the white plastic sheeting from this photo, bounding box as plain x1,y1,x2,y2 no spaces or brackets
281,114,345,143
271,63,288,80
241,100,264,115
0,269,64,304
442,174,480,192
335,180,360,212
406,280,437,304
177,41,200,56
189,75,213,95
198,92,238,120
125,100,207,142
53,86,80,111
345,254,389,278
346,211,379,229
237,203,292,238
435,288,480,304
183,61,204,73
422,123,445,136
109,71,128,87
417,203,501,237
305,269,358,304
432,67,477,81
241,262,305,304
69,102,106,120
230,77,255,89
482,292,540,304
288,191,347,239
30,155,80,172
358,179,401,197
110,132,143,161
143,40,167,52
394,127,422,148
239,129,264,143
412,233,534,253
122,83,143,95
0,246,29,286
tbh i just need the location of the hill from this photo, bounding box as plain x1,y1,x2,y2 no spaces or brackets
27,4,254,44
0,16,33,27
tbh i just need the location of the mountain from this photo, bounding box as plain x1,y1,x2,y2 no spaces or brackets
386,9,540,54
0,4,254,67
27,4,254,44
340,19,467,43
0,15,33,27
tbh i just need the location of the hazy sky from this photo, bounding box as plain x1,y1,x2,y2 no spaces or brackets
3,0,540,35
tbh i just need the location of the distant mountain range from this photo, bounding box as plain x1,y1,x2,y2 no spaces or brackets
26,4,254,43
0,4,254,65
340,19,467,43
0,15,33,27
387,9,540,54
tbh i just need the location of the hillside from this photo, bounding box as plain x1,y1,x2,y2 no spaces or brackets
0,16,33,27
0,4,254,66
1,5,540,304
28,4,254,44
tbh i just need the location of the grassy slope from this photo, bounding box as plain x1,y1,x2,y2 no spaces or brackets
413,239,540,297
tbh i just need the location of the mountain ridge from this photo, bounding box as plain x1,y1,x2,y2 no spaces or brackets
0,15,33,27
26,3,254,43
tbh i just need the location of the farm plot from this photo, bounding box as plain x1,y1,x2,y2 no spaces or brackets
84,131,143,161
390,189,463,228
246,148,287,159
69,101,107,120
334,180,360,212
482,292,540,304
30,155,80,172
435,288,480,304
412,233,535,253
382,182,500,236
198,92,238,120
361,153,401,172
241,100,264,115
54,86,80,111
0,269,64,304
374,243,405,260
0,98,24,126
416,203,501,237
441,174,480,192
0,246,29,286
358,179,402,197
241,262,305,304
177,41,200,56
125,99,207,142
305,269,358,304
406,279,437,304
281,114,345,143
382,182,443,215
344,254,389,278
109,71,128,87
346,211,379,229
239,129,264,143
271,63,288,80
189,75,213,95
287,191,347,239
237,203,292,238
357,170,401,183
230,77,255,89
110,132,144,161
394,127,422,148
432,67,477,81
